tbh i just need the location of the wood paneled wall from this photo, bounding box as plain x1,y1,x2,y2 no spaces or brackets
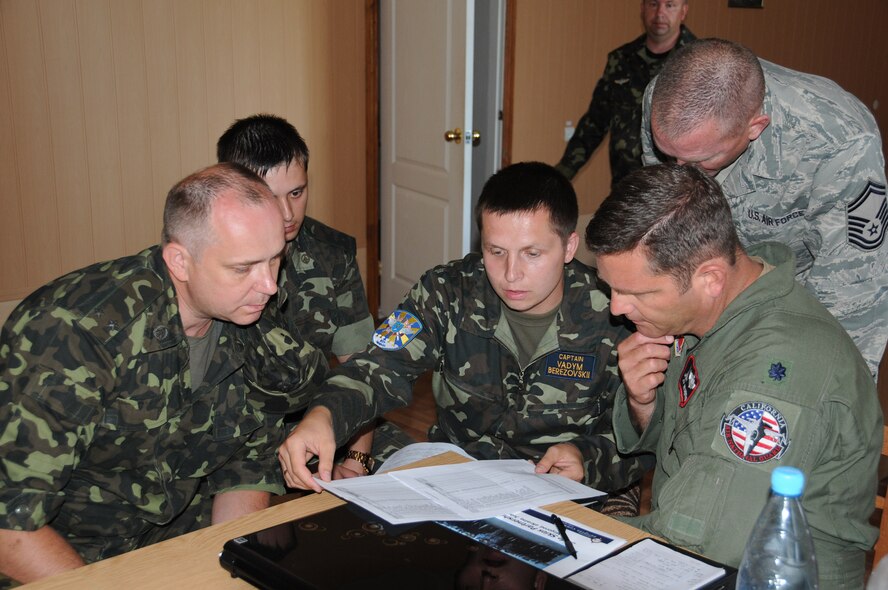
511,0,888,215
0,0,366,303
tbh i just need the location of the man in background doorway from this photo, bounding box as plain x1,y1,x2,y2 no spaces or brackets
556,0,694,187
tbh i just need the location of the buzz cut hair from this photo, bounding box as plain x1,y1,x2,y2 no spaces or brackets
652,38,765,139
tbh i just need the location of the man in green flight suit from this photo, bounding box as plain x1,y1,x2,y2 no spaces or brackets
0,164,326,585
586,163,881,588
277,162,651,509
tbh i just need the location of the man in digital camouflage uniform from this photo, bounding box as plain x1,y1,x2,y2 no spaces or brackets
556,0,694,187
640,38,888,377
587,163,880,588
0,164,326,585
217,115,405,479
277,162,651,509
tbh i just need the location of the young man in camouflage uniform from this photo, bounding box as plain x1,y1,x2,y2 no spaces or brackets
640,38,888,377
0,164,326,584
556,0,694,187
217,115,397,479
278,162,650,507
586,163,880,588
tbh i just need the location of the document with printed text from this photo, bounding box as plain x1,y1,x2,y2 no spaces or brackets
318,459,603,525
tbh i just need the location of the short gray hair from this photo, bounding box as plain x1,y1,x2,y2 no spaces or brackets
652,38,765,139
162,162,271,257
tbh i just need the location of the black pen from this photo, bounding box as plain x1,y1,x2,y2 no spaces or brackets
550,513,578,559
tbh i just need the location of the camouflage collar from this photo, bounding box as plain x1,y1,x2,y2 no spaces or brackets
460,256,619,351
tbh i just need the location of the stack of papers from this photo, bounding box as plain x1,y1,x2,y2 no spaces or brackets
317,458,602,524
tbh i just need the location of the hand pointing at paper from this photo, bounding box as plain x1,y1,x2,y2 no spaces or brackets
278,407,337,492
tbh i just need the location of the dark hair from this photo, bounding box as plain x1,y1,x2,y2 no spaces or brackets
475,162,578,241
162,162,271,256
216,114,310,176
585,164,741,290
652,38,765,138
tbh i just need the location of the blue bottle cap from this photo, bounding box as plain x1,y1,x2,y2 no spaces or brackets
771,466,805,497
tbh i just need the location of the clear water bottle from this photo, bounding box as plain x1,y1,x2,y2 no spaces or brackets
737,466,818,589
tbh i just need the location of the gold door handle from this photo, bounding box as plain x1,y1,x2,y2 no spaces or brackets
444,128,462,143
443,128,481,145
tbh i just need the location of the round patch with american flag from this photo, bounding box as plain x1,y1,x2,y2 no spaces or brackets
372,309,423,351
719,401,790,463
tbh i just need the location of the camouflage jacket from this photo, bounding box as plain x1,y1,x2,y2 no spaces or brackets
277,216,374,363
556,26,695,187
642,59,888,377
311,254,650,491
0,247,325,557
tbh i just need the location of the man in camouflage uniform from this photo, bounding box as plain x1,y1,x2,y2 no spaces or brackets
0,164,326,584
217,115,399,478
556,0,694,187
277,162,651,503
641,39,888,377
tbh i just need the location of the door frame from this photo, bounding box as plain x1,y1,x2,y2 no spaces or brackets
363,0,515,318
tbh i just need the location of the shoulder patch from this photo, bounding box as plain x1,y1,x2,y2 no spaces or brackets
372,310,423,351
847,180,887,251
720,401,790,463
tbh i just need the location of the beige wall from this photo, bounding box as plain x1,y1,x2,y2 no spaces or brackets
0,0,366,304
511,0,888,215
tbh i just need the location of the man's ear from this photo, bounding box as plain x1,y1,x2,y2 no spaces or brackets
564,231,580,263
693,258,729,299
162,242,192,283
747,113,770,142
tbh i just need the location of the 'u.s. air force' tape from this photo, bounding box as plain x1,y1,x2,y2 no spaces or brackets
372,310,423,351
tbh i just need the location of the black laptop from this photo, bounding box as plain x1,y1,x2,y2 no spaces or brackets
219,503,582,590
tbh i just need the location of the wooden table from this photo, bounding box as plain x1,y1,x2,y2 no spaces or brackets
22,453,649,589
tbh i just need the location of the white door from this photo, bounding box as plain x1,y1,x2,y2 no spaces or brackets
379,0,476,317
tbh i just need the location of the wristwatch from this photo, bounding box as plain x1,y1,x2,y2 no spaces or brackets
345,450,376,475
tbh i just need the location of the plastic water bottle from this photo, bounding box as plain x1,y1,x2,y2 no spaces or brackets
737,466,818,589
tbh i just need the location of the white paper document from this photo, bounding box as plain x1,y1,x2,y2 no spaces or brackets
566,537,726,590
375,442,475,474
318,459,602,524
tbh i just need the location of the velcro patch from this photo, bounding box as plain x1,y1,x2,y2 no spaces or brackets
847,180,887,251
372,310,423,351
678,355,699,408
720,401,790,464
544,351,596,381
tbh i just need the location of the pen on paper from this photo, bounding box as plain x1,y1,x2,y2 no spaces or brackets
550,513,577,559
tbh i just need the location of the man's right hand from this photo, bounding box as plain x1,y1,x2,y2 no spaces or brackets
278,407,337,492
617,332,674,431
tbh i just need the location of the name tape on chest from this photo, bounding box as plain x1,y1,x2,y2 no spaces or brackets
372,310,423,351
544,351,596,381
